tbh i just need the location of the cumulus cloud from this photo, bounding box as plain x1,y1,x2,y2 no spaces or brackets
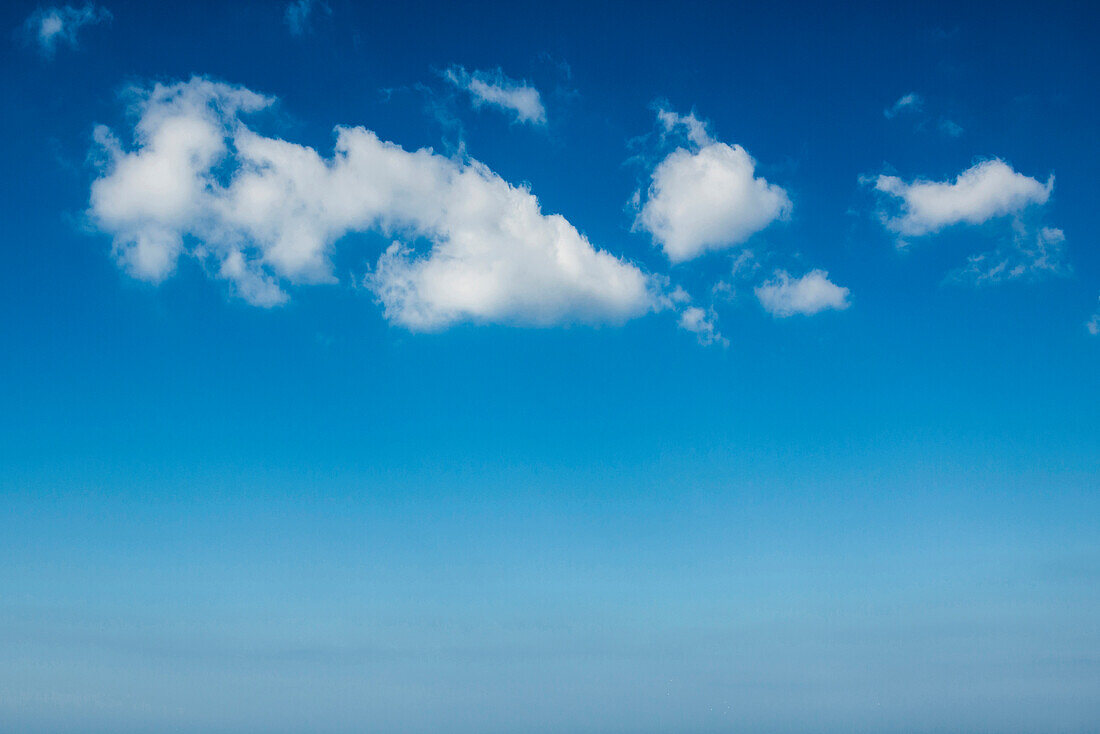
443,66,546,125
634,108,790,263
870,159,1053,239
88,76,662,329
884,92,923,119
1088,298,1100,336
755,269,850,317
23,3,110,56
949,225,1068,285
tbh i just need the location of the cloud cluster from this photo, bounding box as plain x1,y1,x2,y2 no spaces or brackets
755,270,850,317
88,77,662,330
24,3,110,56
443,66,547,126
870,159,1052,239
634,109,791,263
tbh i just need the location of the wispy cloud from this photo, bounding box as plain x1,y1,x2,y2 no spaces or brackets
443,66,547,125
884,92,923,119
23,3,111,57
678,306,727,346
284,0,329,36
949,226,1069,285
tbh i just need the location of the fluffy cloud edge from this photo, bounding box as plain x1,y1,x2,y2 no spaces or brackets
633,107,791,263
755,269,851,318
869,158,1053,240
87,76,665,331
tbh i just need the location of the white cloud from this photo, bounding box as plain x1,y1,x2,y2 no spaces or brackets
24,3,110,56
950,225,1068,285
88,76,662,329
884,93,923,119
677,306,726,346
755,269,850,317
284,0,328,36
443,66,546,125
634,108,790,263
1088,298,1100,336
870,159,1053,239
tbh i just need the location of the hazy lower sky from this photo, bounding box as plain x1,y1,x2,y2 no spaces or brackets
1,1,1098,732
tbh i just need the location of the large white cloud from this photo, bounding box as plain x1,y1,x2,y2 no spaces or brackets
443,66,547,126
24,3,111,56
755,269,850,317
88,77,662,329
871,159,1053,239
634,109,790,263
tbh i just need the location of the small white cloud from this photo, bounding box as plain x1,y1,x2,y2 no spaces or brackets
443,66,546,125
755,269,850,317
284,0,328,36
24,3,110,56
677,306,726,346
88,76,662,330
884,92,923,119
870,159,1053,239
634,107,790,263
950,225,1068,285
1088,298,1100,336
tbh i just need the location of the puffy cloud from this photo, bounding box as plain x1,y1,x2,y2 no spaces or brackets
755,270,850,317
1088,298,1100,336
950,226,1068,285
88,77,662,329
23,3,110,56
634,108,790,263
870,159,1053,239
443,66,546,125
884,92,923,119
677,306,726,346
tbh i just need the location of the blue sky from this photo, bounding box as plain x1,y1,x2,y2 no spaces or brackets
1,1,1098,732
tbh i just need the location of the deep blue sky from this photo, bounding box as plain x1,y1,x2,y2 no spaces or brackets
1,1,1098,733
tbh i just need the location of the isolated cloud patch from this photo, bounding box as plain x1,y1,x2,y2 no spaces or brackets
24,3,111,56
755,270,850,317
870,159,1052,239
443,66,546,125
677,306,726,346
634,108,790,263
884,92,923,119
88,77,661,329
284,0,329,36
867,158,1065,283
950,226,1068,285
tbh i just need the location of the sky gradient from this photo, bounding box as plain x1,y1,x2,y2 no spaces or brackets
1,1,1099,732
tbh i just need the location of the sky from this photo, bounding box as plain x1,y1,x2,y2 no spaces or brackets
1,1,1099,732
